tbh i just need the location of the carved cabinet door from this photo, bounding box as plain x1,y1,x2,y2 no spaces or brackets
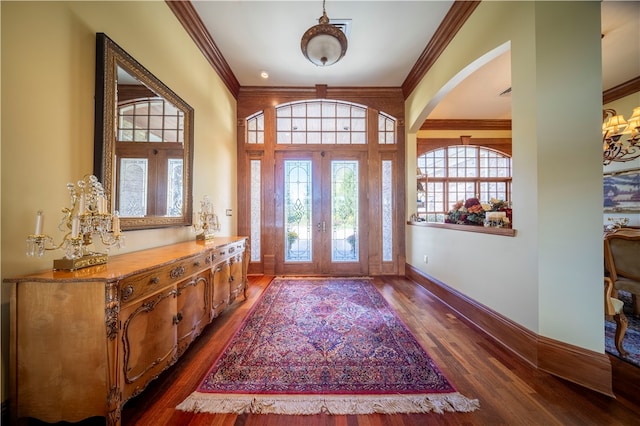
229,253,245,303
176,270,210,356
120,286,178,402
211,261,231,318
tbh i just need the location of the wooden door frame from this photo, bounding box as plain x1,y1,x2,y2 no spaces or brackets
236,87,405,276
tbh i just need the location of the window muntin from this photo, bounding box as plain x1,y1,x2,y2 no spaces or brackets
276,100,367,145
118,98,184,143
378,112,396,144
417,146,511,222
247,111,264,144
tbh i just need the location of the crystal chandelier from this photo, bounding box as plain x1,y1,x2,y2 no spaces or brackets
602,107,640,165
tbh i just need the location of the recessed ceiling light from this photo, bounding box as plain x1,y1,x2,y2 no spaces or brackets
260,71,269,79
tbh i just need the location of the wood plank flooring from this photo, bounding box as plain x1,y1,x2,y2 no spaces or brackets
29,275,640,425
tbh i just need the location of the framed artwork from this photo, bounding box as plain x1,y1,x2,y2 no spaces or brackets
604,168,640,212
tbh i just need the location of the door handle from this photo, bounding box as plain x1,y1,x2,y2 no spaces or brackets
316,221,326,232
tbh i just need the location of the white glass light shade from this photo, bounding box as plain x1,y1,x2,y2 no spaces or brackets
301,13,348,67
304,33,344,66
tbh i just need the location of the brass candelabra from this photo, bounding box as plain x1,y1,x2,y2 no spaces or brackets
193,195,220,243
26,175,124,270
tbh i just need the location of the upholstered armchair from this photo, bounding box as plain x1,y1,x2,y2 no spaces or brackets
604,228,640,316
605,277,628,357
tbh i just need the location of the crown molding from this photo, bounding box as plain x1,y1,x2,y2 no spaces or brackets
603,76,640,105
402,1,480,99
421,119,511,131
166,0,240,98
167,0,634,110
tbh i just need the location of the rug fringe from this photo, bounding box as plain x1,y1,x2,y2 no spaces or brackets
176,392,480,415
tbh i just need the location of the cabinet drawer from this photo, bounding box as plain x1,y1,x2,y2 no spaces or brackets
210,239,245,263
119,253,210,304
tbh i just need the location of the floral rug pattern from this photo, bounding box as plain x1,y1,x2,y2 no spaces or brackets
177,277,479,415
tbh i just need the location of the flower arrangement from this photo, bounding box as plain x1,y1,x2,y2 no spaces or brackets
445,197,511,227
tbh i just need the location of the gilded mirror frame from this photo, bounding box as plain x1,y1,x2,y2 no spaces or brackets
94,33,194,230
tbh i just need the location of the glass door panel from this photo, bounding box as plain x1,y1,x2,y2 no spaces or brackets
284,160,313,262
330,160,359,262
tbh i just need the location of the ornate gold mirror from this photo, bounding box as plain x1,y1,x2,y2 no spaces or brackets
94,33,193,230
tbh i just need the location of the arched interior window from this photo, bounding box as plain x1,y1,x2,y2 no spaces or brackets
417,146,512,222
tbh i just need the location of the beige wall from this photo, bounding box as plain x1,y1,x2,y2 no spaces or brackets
406,2,604,352
1,1,237,402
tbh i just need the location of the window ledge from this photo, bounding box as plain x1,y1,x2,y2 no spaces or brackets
407,221,517,237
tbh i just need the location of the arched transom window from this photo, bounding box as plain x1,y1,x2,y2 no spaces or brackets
276,100,367,144
118,98,184,143
245,100,396,146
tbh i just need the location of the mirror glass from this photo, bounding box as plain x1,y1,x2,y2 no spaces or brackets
94,33,193,230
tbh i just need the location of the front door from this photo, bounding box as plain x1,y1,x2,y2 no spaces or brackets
275,150,367,275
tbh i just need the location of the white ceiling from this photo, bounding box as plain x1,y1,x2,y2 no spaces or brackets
192,0,454,87
190,1,640,120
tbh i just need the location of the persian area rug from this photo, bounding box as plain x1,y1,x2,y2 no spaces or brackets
177,277,479,415
605,290,640,368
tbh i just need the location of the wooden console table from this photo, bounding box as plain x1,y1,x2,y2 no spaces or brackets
5,237,249,426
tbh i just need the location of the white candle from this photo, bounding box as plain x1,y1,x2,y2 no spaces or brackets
71,215,80,238
112,213,121,235
35,210,44,235
97,195,104,214
78,193,86,214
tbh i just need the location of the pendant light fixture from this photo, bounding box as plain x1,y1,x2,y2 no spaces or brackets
301,0,348,67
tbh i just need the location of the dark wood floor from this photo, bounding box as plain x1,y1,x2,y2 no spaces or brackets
116,275,640,425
